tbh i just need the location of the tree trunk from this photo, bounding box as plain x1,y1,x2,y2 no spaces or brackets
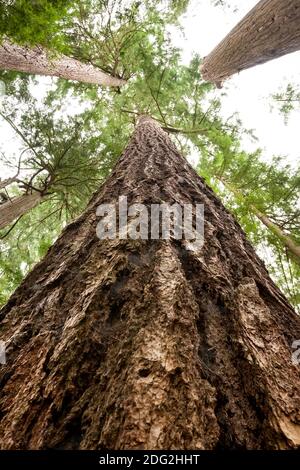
201,0,300,86
218,176,300,263
0,116,300,450
252,207,300,262
0,191,43,230
0,40,126,87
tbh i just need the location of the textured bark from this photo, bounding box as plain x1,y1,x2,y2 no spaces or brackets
0,191,43,230
0,40,126,87
201,0,300,86
0,117,300,450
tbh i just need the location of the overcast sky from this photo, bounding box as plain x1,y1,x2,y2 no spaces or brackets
1,0,300,179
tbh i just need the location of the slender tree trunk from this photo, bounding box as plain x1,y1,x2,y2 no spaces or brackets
218,176,300,263
252,207,300,261
0,117,300,450
0,191,43,230
201,0,300,86
0,40,126,87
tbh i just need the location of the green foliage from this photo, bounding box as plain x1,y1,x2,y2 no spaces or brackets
211,0,238,11
196,135,300,311
0,0,73,51
0,200,62,306
0,97,119,218
271,83,300,124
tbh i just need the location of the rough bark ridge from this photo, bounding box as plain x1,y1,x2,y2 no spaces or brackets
0,40,126,87
201,0,300,86
0,117,300,450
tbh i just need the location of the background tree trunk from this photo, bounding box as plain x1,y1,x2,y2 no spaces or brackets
218,176,300,263
252,207,300,261
0,40,126,87
0,191,43,230
0,117,300,450
201,0,300,86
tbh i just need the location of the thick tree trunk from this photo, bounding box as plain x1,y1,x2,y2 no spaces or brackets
0,40,126,87
0,116,300,450
201,0,300,86
0,191,43,230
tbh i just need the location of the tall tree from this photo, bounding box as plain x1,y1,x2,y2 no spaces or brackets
1,48,299,311
201,0,300,86
0,40,125,87
0,0,188,89
0,51,218,234
0,116,299,450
